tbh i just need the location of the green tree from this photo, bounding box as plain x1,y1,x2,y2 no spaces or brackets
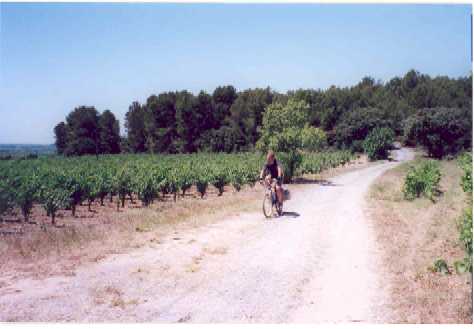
301,126,327,151
194,90,215,133
402,69,420,95
319,86,353,131
212,85,237,129
287,89,325,127
333,107,391,152
175,91,199,153
227,87,274,149
99,110,121,154
144,92,177,153
125,102,147,153
64,106,100,156
403,107,472,158
198,126,240,153
386,77,403,98
54,121,68,155
257,99,310,182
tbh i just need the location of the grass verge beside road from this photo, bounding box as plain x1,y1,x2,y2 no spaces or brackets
367,156,472,323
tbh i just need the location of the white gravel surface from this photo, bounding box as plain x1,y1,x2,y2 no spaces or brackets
0,148,414,323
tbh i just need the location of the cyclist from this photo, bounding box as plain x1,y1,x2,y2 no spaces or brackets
259,150,284,205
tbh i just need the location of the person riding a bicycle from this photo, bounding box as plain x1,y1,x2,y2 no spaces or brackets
259,150,284,205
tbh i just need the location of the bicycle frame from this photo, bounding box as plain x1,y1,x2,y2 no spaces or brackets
261,177,282,217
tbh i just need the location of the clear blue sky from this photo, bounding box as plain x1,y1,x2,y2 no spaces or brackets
0,3,471,144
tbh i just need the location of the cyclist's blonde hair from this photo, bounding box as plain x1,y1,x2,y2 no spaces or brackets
266,150,275,162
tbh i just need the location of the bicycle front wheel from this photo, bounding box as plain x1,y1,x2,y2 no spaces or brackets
262,194,273,218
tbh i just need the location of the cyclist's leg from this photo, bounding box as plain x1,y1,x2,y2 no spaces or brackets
270,180,278,203
275,181,284,204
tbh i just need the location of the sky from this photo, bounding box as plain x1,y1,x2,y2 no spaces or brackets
0,3,472,144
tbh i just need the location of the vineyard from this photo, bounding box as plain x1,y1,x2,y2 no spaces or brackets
0,151,355,226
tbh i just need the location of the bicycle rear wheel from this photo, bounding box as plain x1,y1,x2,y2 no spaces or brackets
262,194,273,218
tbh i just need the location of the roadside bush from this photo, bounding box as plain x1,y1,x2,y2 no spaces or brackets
458,152,472,194
403,160,441,201
333,107,392,152
362,127,395,161
403,107,472,158
456,152,472,273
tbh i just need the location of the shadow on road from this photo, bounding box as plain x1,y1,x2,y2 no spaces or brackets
291,178,341,187
280,211,300,219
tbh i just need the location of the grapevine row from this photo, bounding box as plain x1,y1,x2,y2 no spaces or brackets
0,151,355,225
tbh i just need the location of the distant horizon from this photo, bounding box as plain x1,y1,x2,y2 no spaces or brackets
0,143,55,146
1,3,471,144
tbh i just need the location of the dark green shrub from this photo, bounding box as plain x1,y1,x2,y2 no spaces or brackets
403,160,441,201
362,127,395,161
64,172,85,216
431,259,451,275
211,170,228,196
333,107,392,151
136,175,157,207
457,152,472,273
403,107,472,158
114,168,132,208
198,127,240,153
196,180,208,198
458,152,472,194
13,174,39,221
39,187,69,225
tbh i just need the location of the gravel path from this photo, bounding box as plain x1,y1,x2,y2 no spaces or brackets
0,148,414,323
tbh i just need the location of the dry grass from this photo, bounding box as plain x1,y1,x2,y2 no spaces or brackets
91,285,140,309
0,184,263,280
367,156,472,323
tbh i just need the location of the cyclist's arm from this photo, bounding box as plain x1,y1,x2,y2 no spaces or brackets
277,165,283,180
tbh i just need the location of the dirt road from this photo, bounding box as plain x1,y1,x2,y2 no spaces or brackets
0,148,414,323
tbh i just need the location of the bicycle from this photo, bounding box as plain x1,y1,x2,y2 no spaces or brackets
260,177,283,218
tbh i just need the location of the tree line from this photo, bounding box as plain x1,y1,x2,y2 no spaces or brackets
54,69,472,157
54,107,121,156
